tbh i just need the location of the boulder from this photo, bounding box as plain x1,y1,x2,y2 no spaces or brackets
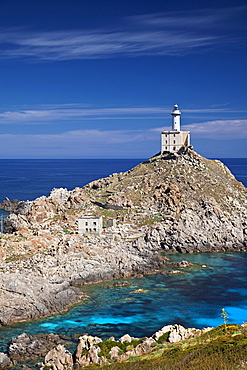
0,353,12,368
75,334,102,351
40,344,73,370
176,260,193,267
74,345,106,368
74,335,104,368
109,346,121,360
119,334,132,343
49,188,70,205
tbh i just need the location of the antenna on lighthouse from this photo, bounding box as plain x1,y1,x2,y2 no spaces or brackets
171,104,181,131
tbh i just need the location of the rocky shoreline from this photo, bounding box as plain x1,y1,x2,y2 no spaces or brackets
0,149,246,327
0,323,213,369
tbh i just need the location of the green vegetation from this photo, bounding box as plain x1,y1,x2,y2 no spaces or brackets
62,228,70,234
135,215,163,227
96,339,142,358
221,308,229,333
80,324,247,370
156,331,169,344
5,252,34,263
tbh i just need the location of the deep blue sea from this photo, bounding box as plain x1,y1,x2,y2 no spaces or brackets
0,159,145,202
0,158,246,204
0,158,246,354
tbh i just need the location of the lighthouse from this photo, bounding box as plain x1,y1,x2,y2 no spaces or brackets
171,104,181,131
161,104,190,154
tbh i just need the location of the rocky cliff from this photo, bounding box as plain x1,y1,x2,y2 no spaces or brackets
0,148,246,325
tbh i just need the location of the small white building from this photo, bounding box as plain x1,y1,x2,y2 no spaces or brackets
161,104,190,153
78,216,103,235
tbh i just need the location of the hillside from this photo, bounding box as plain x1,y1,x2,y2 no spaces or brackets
0,148,246,325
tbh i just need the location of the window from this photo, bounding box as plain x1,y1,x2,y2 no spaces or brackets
86,228,88,232
85,222,88,226
93,228,96,232
174,134,176,137
165,140,167,144
174,140,176,144
93,221,96,225
173,147,176,151
165,134,167,137
165,146,167,150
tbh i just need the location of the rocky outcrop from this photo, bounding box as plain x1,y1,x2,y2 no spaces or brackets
115,337,156,362
0,323,215,369
32,324,214,369
0,198,24,212
8,333,66,362
0,273,85,326
73,335,105,368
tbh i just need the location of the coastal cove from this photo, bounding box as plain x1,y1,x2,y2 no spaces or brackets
0,252,246,354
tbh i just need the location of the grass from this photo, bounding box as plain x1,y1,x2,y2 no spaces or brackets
5,252,34,263
78,324,247,370
62,228,70,234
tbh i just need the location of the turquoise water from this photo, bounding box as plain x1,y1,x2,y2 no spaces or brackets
0,252,246,352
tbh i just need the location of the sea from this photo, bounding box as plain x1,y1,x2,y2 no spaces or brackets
0,158,247,354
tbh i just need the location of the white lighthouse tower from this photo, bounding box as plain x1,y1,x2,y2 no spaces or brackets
161,104,190,154
171,104,181,131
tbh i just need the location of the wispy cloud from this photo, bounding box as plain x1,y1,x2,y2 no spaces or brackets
0,128,159,158
0,6,246,61
154,119,247,139
0,119,246,157
0,105,242,125
184,119,247,139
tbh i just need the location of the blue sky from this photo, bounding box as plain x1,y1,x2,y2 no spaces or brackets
0,0,246,158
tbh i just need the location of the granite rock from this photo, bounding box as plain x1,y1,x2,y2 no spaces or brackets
0,352,12,368
40,344,73,370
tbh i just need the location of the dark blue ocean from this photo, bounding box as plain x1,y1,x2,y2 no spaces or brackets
0,158,246,354
0,158,246,203
0,159,145,202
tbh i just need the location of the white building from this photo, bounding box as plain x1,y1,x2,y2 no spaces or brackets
161,104,190,153
78,216,103,235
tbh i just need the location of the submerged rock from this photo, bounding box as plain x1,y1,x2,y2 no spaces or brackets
107,281,131,288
